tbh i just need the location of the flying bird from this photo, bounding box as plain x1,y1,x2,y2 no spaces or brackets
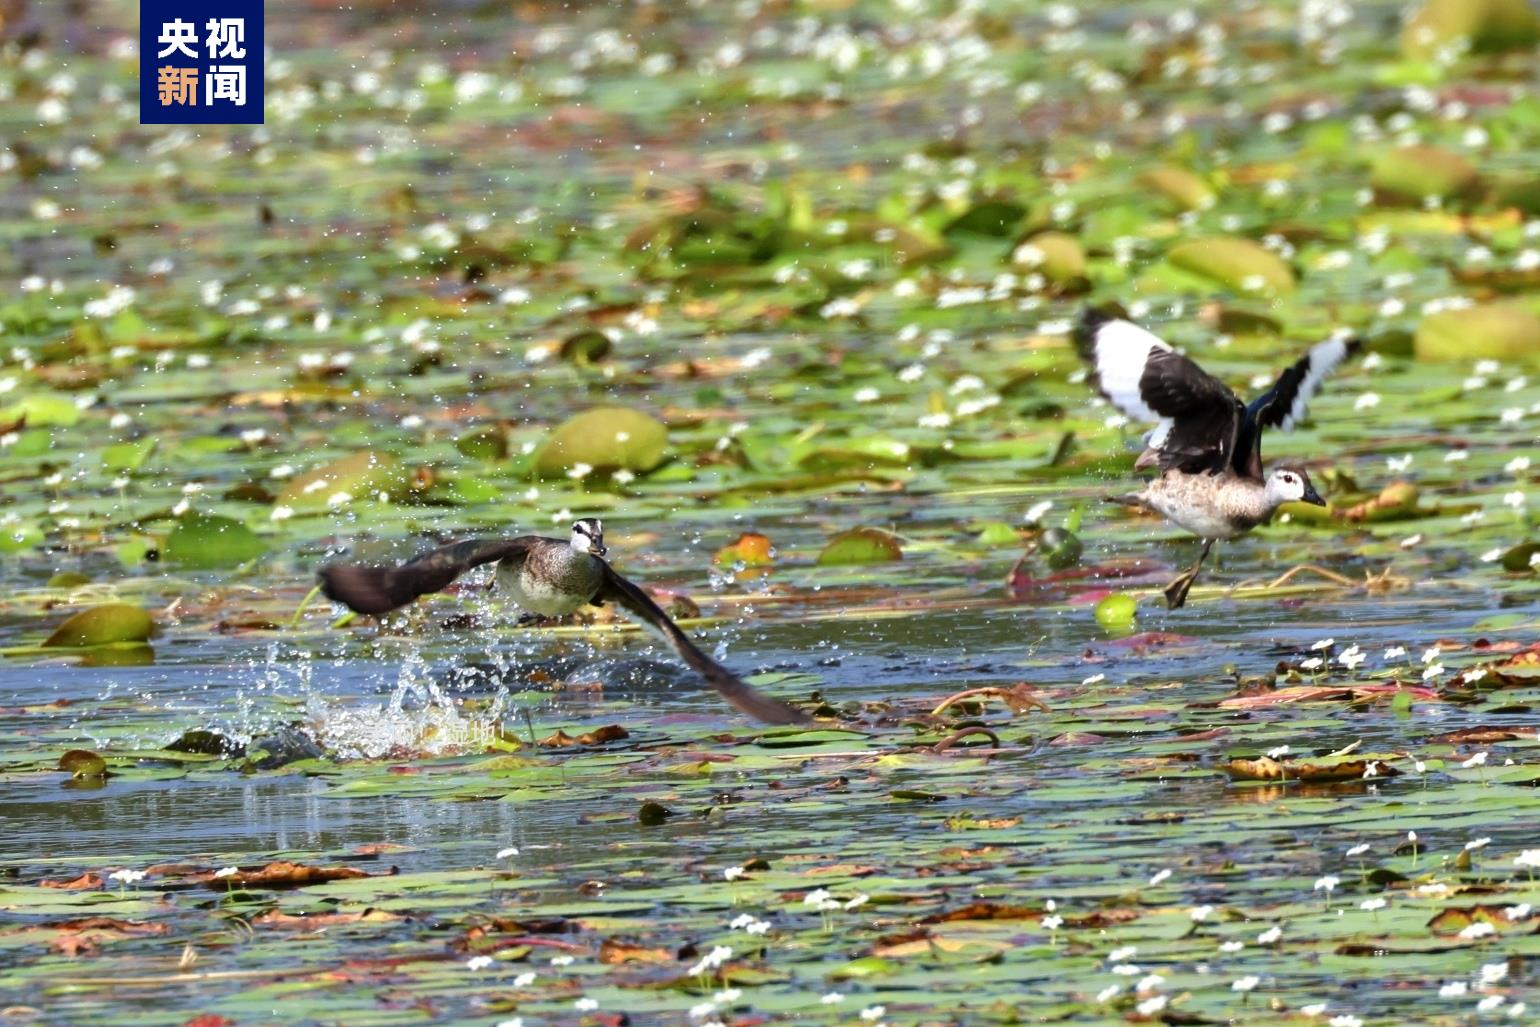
1076,309,1359,607
319,518,811,725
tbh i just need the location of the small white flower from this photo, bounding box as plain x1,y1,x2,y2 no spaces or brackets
1462,751,1489,769
1480,961,1509,984
1440,981,1469,997
1458,922,1495,941
1466,837,1491,851
574,997,598,1011
1384,646,1407,660
496,846,519,859
1257,925,1283,944
512,972,536,987
1360,897,1387,911
550,954,575,967
1219,940,1244,953
1514,850,1540,869
1232,975,1260,992
1081,673,1106,686
1136,995,1168,1016
723,866,744,881
466,955,494,971
1109,945,1137,962
859,1006,885,1021
820,992,844,1004
213,866,238,879
109,869,146,885
1149,868,1172,886
1314,875,1339,894
1328,1016,1361,1027
1190,904,1214,922
1042,914,1064,930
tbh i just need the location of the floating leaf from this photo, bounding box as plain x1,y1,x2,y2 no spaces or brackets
274,451,407,511
163,512,268,569
1416,302,1540,362
455,426,509,461
43,605,154,647
1012,231,1086,286
1166,237,1296,295
715,532,774,566
58,749,107,779
1138,166,1216,211
943,200,1024,238
532,406,667,479
0,392,79,427
817,527,903,565
0,522,44,554
1094,593,1137,631
1500,541,1540,572
1224,755,1400,782
1371,146,1480,205
100,438,156,472
1402,0,1540,58
559,329,613,364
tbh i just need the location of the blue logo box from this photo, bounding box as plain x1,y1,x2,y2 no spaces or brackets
140,0,264,124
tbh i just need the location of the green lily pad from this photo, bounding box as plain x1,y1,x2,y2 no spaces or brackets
0,392,79,427
163,512,268,569
1416,302,1540,362
275,451,407,511
58,749,107,779
1402,0,1540,58
1165,237,1296,296
532,406,667,478
1094,593,1138,631
1371,146,1480,205
43,604,155,647
0,522,44,554
817,527,904,565
1139,166,1216,211
1013,231,1086,285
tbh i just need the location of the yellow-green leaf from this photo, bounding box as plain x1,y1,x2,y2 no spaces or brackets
43,604,154,647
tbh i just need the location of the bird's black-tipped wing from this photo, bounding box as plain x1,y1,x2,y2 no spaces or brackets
1234,336,1361,478
597,565,812,726
319,538,538,615
1075,310,1244,474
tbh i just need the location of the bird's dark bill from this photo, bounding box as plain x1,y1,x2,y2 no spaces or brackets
1302,481,1326,506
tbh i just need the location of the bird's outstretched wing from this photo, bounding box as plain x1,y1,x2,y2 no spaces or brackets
597,565,813,726
319,538,537,615
1075,309,1243,474
1234,335,1360,478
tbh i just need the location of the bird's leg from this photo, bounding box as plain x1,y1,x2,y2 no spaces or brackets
516,612,560,627
1164,538,1215,609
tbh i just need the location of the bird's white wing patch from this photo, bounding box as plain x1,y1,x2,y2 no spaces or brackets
1281,337,1351,431
1090,318,1172,424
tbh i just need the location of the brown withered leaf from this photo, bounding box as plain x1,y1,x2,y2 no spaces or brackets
919,901,1042,924
40,872,103,890
1426,727,1531,745
1224,756,1400,782
598,938,674,965
802,863,880,878
251,909,398,930
45,917,167,935
198,861,381,891
1428,905,1518,936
